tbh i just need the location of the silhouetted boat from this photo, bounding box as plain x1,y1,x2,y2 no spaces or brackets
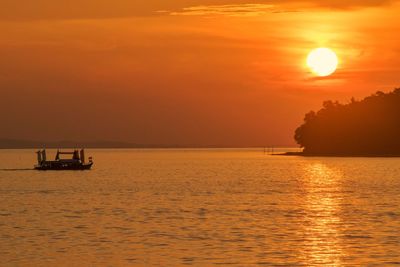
34,149,93,170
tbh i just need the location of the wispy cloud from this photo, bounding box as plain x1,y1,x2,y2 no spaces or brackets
161,0,396,17
0,1,397,21
161,4,297,17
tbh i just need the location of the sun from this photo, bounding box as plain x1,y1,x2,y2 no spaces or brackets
307,48,338,77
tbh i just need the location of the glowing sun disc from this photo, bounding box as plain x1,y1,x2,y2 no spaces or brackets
307,48,338,77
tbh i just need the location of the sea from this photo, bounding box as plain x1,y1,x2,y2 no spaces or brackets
0,149,400,266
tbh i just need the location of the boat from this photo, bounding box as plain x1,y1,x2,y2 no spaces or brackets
34,149,93,170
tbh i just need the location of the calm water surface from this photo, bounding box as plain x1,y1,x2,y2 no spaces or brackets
0,149,400,266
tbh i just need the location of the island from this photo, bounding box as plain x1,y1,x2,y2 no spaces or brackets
293,88,400,156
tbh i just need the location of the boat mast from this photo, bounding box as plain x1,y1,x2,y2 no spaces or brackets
41,149,47,162
36,150,42,164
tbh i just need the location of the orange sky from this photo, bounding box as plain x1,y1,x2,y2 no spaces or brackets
1,0,400,146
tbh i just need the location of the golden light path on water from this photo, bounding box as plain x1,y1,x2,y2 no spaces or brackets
301,163,344,266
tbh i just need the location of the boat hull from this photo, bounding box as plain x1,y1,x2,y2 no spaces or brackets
34,162,93,171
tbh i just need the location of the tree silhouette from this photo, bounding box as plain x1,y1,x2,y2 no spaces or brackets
295,88,400,155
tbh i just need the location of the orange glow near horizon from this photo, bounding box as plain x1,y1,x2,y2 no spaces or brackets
1,1,400,146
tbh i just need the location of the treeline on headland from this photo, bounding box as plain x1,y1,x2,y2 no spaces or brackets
295,88,400,156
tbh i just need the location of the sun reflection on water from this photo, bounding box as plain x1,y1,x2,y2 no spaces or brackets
301,162,345,266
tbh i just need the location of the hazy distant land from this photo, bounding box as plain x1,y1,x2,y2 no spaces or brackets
0,139,176,149
0,139,285,149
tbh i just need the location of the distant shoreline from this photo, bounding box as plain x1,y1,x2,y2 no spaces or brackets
0,147,294,150
0,139,296,150
0,138,294,152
